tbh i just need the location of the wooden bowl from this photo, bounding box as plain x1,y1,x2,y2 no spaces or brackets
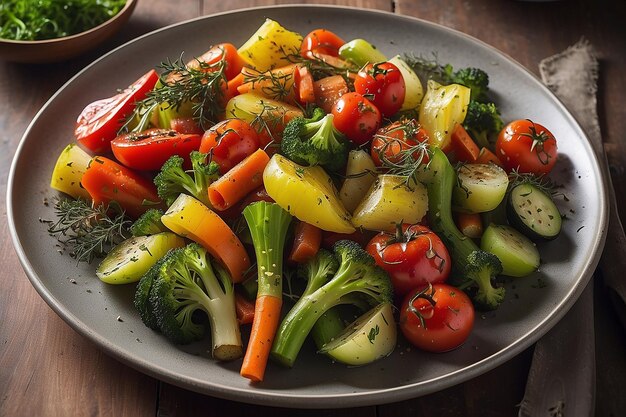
0,0,137,63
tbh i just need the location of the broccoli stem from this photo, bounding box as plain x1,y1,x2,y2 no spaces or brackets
243,201,292,298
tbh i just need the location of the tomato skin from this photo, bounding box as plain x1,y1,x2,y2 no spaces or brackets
331,92,382,145
366,224,450,297
188,43,246,80
370,119,430,167
199,119,260,174
169,117,203,134
301,29,345,59
81,156,161,218
75,70,159,154
110,129,201,171
495,119,558,175
354,62,405,117
399,283,474,353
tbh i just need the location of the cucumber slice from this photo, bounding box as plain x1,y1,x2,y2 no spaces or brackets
507,183,562,240
481,224,540,277
96,232,185,284
319,302,396,366
453,163,509,213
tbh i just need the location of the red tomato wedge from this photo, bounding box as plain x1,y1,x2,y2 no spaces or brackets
199,119,260,174
81,156,161,218
111,129,202,171
75,70,159,153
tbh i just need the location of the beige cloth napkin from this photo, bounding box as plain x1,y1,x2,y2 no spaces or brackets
519,39,626,417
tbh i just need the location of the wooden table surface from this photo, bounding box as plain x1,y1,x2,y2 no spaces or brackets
2,1,625,416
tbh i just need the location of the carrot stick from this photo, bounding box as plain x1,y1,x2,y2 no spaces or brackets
455,212,483,238
313,75,348,113
240,294,282,382
235,292,255,325
227,72,244,99
207,148,270,211
476,147,503,167
288,221,322,264
450,124,480,163
294,66,315,105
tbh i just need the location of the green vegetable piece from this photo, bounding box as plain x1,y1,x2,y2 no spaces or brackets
271,242,393,368
507,182,562,241
339,39,387,67
462,100,504,148
481,224,540,277
426,148,504,310
154,151,220,207
318,302,396,366
149,244,243,361
280,108,349,172
96,232,185,284
130,209,167,237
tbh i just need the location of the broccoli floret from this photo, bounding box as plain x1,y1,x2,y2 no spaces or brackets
130,209,167,236
401,55,490,102
134,256,167,330
281,107,349,171
153,151,220,207
148,243,243,361
462,100,504,148
449,67,490,102
464,250,505,311
271,240,393,367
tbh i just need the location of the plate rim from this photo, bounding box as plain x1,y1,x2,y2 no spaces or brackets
7,4,608,408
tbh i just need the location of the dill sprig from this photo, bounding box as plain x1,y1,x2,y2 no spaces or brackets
507,169,557,195
278,45,357,85
374,119,431,189
401,52,454,85
123,54,227,132
48,198,131,264
242,67,294,102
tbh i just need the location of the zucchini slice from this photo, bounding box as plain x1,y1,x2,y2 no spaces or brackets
452,163,509,213
507,183,562,240
481,224,540,277
96,232,185,284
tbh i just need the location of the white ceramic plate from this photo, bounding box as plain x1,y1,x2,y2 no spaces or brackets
7,5,607,408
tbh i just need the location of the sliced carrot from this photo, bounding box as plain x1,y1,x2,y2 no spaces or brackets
313,75,349,113
161,194,250,282
476,147,503,167
208,148,270,211
235,292,255,325
450,124,480,163
226,72,244,100
294,66,315,105
308,52,352,70
455,212,483,238
240,294,282,382
288,221,322,264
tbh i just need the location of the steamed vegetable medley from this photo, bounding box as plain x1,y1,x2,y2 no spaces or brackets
49,19,564,382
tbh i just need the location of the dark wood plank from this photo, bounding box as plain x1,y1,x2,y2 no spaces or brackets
0,1,200,416
201,0,392,14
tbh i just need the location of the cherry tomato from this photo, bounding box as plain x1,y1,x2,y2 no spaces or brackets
366,224,451,297
169,117,203,135
199,119,260,174
111,129,201,171
300,29,345,59
75,70,159,153
495,119,558,175
399,283,474,352
354,62,405,117
331,92,382,145
187,43,246,80
81,156,161,219
370,119,430,167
